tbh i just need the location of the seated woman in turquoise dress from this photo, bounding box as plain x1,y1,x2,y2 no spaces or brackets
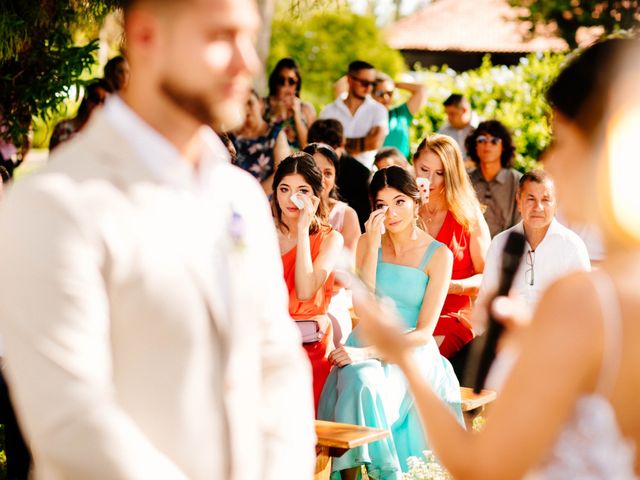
318,166,463,480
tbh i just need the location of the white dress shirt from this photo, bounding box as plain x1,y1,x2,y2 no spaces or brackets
477,218,591,313
319,95,388,169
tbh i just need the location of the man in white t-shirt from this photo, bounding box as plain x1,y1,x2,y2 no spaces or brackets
319,60,388,170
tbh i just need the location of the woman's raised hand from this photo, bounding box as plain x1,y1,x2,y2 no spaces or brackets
296,193,320,232
363,207,388,249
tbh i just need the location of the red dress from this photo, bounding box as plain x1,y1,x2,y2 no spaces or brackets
433,211,475,358
281,230,335,411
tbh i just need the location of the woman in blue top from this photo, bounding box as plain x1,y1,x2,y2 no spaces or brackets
318,166,462,480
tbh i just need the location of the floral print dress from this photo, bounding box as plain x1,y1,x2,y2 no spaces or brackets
231,125,282,182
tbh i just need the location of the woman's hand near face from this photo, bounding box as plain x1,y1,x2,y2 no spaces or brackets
363,207,387,250
296,193,320,233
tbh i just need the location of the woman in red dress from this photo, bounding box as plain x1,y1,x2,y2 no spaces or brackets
413,135,491,361
273,152,343,410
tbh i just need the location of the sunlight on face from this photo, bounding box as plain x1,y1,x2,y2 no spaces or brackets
157,0,261,129
607,100,640,239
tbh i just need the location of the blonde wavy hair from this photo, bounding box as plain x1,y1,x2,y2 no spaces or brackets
414,134,481,231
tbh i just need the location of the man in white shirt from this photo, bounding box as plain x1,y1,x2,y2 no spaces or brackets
467,170,590,388
477,170,591,313
0,1,315,479
319,60,388,170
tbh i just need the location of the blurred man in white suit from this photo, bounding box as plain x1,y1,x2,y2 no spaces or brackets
0,0,316,479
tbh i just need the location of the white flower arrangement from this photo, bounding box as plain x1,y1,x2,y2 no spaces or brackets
403,451,452,480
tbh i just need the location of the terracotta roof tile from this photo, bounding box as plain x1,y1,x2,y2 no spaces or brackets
385,0,569,53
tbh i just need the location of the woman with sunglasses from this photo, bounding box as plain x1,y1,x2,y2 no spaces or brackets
372,73,426,159
465,120,522,237
264,58,316,150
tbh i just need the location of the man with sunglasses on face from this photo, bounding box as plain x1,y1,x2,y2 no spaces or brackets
372,73,425,159
319,60,388,170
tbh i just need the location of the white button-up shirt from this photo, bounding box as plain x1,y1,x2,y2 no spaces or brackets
319,95,388,169
477,218,591,313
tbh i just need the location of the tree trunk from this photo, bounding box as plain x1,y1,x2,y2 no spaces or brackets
255,0,276,95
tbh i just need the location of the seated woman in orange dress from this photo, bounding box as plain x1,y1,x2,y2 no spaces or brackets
273,152,344,410
413,135,491,365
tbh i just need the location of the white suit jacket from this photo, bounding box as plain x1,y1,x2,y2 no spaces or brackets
0,110,316,479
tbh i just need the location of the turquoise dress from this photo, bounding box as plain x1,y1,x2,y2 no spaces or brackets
317,240,463,479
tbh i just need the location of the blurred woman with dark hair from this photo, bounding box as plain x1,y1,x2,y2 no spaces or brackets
466,119,522,237
49,79,112,151
357,37,640,479
318,166,462,479
273,153,343,410
264,58,316,149
304,142,360,346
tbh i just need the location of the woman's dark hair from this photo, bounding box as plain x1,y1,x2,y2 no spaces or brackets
272,152,329,234
303,143,340,199
465,119,515,168
369,165,422,210
76,79,111,122
103,55,127,90
547,37,637,137
268,57,302,98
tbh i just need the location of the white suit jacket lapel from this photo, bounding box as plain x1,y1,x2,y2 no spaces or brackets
83,112,231,343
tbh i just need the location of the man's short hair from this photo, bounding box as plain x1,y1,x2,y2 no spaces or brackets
308,119,344,150
518,169,554,195
348,60,375,74
374,147,408,168
443,94,466,108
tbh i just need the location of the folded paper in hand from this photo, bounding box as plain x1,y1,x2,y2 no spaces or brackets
295,320,323,344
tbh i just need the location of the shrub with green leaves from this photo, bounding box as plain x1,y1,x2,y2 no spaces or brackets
410,52,566,172
268,10,406,111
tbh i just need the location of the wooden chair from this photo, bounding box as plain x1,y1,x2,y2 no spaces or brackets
314,420,389,480
460,386,496,430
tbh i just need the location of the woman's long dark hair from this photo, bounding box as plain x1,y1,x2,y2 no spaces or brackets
369,165,422,211
272,152,329,235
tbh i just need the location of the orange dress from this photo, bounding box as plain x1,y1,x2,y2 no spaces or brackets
433,211,475,358
281,230,335,410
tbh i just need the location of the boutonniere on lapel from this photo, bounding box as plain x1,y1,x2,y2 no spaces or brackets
228,206,246,251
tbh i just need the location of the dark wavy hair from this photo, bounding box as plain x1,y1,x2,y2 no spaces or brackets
547,37,637,137
268,57,302,98
272,152,329,234
303,143,341,200
465,120,515,168
369,165,422,211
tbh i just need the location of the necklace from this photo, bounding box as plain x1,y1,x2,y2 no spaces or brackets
424,204,442,224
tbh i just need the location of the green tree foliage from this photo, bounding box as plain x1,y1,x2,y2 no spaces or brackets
511,0,640,49
411,53,566,172
268,10,406,110
0,0,120,152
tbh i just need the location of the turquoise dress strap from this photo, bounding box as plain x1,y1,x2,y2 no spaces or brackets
418,240,443,271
